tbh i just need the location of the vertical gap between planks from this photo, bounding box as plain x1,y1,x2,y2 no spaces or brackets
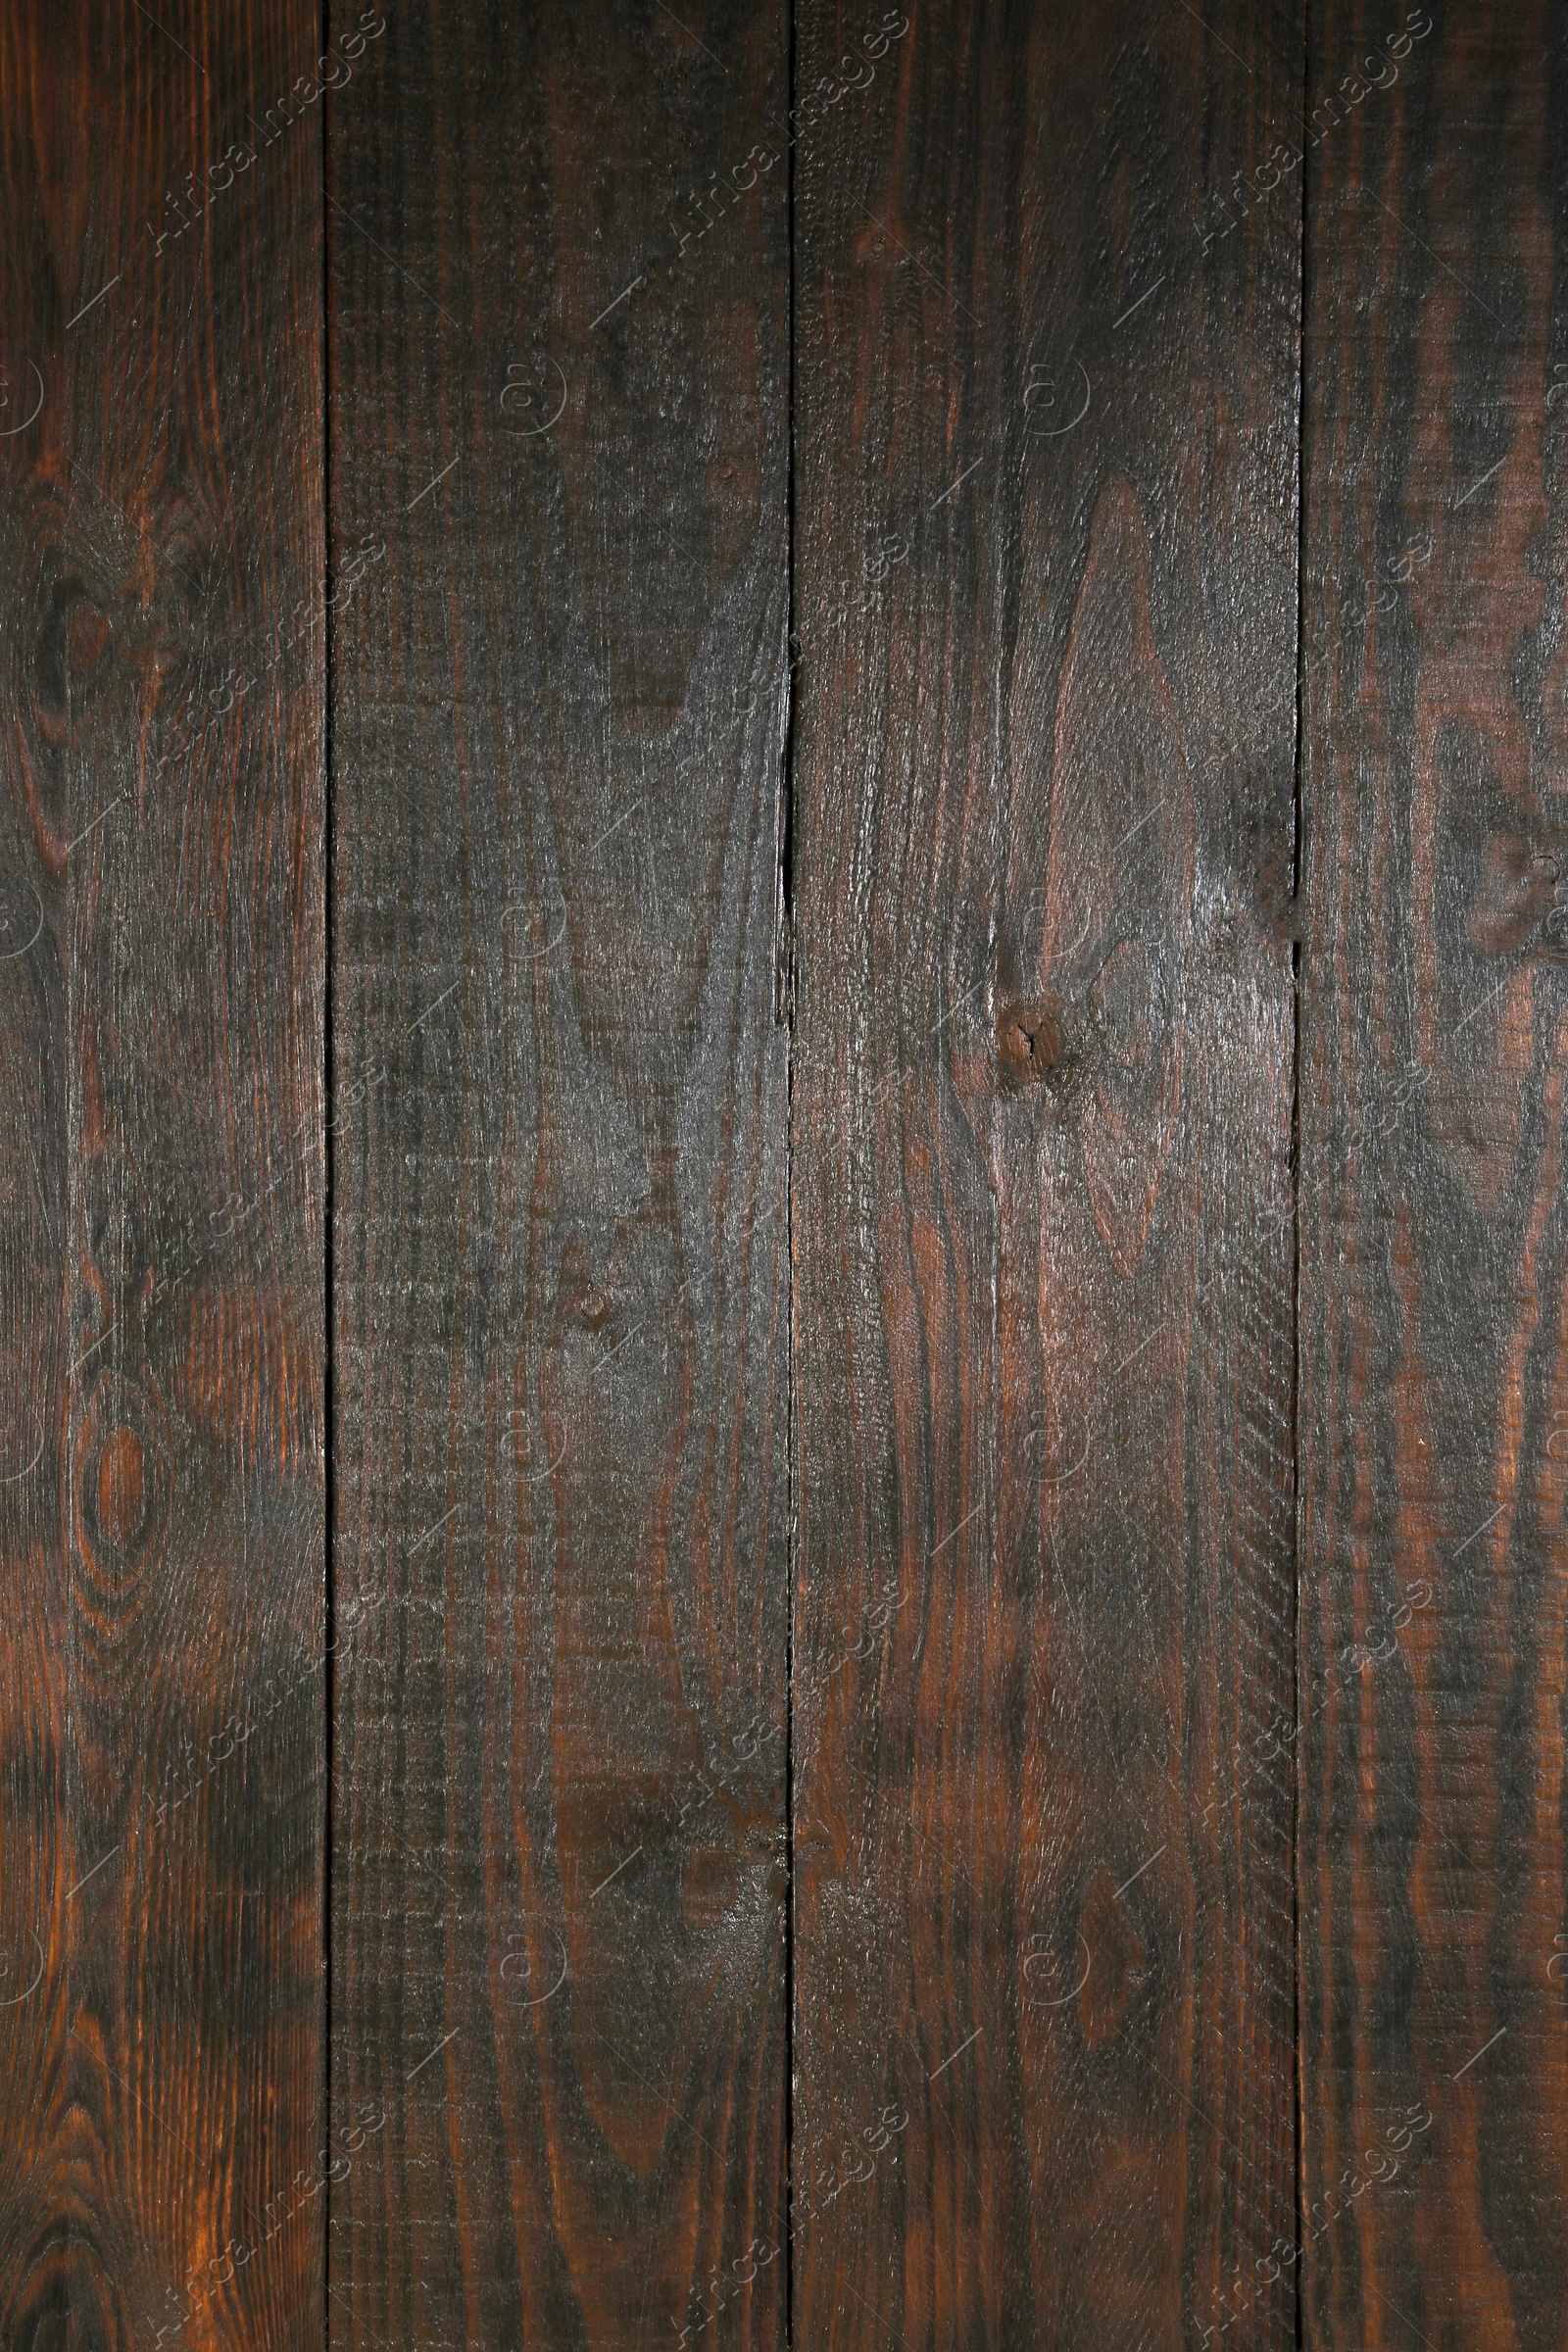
1290,0,1309,2337
320,0,337,2335
782,0,798,2339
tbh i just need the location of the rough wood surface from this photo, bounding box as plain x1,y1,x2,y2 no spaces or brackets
0,0,325,2342
788,2,1303,2345
324,3,791,2345
7,2,1568,2341
1298,4,1568,2346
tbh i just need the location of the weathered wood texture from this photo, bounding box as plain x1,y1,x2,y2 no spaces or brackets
789,2,1303,2344
1298,4,1568,2346
0,0,325,2343
325,2,791,2345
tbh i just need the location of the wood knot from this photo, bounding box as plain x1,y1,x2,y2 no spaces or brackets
97,1425,147,1548
681,1844,741,1930
997,1000,1062,1085
34,577,117,745
556,1237,612,1331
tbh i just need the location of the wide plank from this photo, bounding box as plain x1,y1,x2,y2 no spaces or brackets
0,0,326,2342
324,2,792,2344
790,1,1303,2343
1298,3,1568,2344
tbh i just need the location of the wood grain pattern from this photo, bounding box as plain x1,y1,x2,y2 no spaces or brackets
789,2,1303,2344
324,3,791,2345
0,0,325,2343
4,4,1563,2339
1298,4,1568,2345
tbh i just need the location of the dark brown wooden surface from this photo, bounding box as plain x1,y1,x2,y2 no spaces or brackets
0,0,325,2343
324,2,791,2345
1298,5,1568,2347
788,3,1302,2345
5,1,1568,2342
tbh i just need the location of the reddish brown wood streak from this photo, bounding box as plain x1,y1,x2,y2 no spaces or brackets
1299,3,1568,2346
326,3,789,2346
791,2,1300,2345
1041,475,1195,1280
3,1,1566,2343
0,0,325,2344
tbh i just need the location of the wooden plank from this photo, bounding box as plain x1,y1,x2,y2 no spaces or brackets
0,0,325,2342
1298,4,1568,2344
324,3,791,2345
789,2,1303,2343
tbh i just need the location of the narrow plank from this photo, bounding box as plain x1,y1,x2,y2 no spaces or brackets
325,3,791,2345
0,0,325,2343
790,2,1302,2343
1298,4,1568,2345
0,2,71,2318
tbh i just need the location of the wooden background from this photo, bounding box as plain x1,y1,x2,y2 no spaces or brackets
0,2,1561,2348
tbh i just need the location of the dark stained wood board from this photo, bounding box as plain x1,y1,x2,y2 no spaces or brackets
788,1,1303,2345
323,2,792,2346
1298,3,1568,2347
1,0,1566,2342
0,0,326,2345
